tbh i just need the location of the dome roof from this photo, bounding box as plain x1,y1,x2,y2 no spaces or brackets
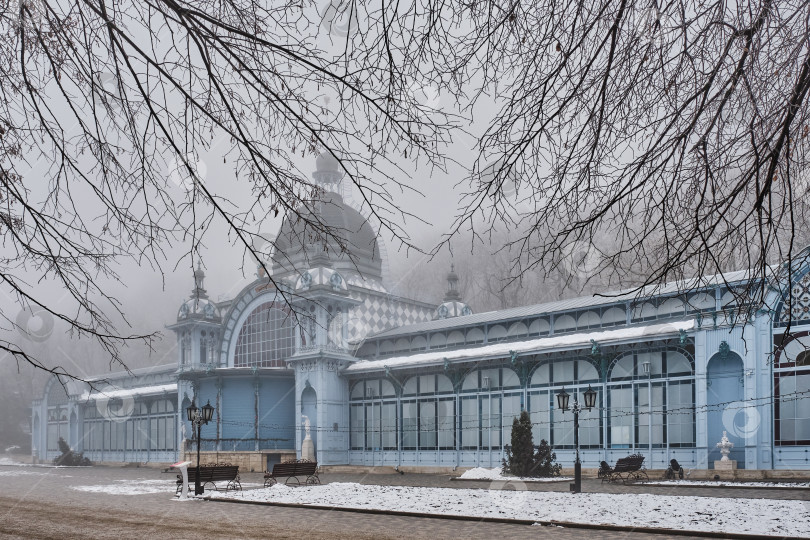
272,191,383,283
434,300,472,320
178,296,219,320
315,151,341,173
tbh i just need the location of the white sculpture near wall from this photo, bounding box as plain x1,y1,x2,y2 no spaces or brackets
301,415,315,462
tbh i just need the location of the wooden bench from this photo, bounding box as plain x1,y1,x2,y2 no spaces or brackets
600,454,648,484
264,459,319,487
176,464,241,493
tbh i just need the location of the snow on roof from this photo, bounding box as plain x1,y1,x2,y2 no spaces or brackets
345,320,693,373
369,269,755,340
78,383,177,402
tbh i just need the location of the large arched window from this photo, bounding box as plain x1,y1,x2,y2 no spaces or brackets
775,333,810,445
527,359,601,449
349,379,397,451
234,302,296,367
459,367,520,451
607,350,695,449
400,374,455,451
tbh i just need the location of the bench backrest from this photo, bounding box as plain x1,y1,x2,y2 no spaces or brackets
613,455,644,472
271,462,300,477
271,460,318,477
187,465,239,482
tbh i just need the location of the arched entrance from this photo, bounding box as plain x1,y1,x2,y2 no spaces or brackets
707,351,746,467
301,386,317,459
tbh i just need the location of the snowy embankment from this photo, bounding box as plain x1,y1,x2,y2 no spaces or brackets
209,482,809,537
457,467,571,482
644,480,810,489
0,457,28,467
72,479,175,495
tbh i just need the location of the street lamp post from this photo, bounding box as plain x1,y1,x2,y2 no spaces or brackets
557,385,597,494
186,399,215,496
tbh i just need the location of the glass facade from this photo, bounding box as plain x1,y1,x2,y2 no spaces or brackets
81,399,176,454
349,350,696,456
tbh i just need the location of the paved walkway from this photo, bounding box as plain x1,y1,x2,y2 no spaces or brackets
0,464,806,539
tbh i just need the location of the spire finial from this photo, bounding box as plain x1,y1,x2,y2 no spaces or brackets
192,262,207,299
444,264,460,301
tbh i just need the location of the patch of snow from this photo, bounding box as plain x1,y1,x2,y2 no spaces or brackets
0,470,48,476
346,321,693,372
0,457,28,467
644,480,810,489
72,479,176,496
458,467,571,482
78,383,177,401
209,482,809,537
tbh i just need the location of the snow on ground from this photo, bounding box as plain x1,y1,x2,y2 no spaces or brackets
71,478,264,496
644,480,810,489
458,467,571,482
0,457,28,466
72,479,176,496
209,482,809,537
0,470,50,476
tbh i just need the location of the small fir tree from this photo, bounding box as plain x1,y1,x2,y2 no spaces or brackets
502,411,562,478
533,439,562,477
502,410,536,477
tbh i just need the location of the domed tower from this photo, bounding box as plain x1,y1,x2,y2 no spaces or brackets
170,264,222,368
434,264,473,319
271,151,384,285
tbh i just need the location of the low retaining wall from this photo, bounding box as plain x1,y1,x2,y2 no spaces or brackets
182,450,296,472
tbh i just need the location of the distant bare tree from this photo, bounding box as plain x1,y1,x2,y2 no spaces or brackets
0,0,454,380
429,0,810,303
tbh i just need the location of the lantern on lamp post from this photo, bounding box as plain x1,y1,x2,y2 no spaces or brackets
186,399,215,495
557,385,597,493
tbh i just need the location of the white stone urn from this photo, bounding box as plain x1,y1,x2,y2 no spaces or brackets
716,430,734,462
